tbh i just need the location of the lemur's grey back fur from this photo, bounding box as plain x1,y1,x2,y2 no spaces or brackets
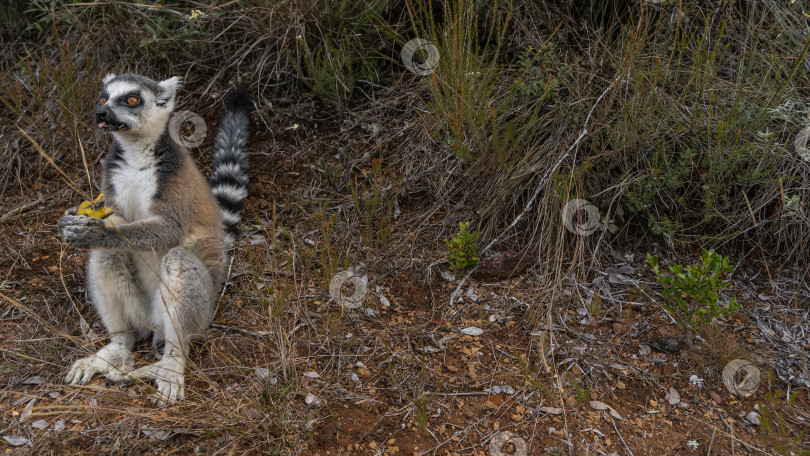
210,89,250,245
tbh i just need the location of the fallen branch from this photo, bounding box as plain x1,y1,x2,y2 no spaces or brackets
609,415,635,456
1,196,44,222
210,323,269,337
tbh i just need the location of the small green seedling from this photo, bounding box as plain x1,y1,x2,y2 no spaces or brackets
446,222,480,270
646,249,738,349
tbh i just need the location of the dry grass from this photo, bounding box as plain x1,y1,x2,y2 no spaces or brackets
697,322,750,377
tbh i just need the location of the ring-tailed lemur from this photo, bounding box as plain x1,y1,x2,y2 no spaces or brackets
58,73,250,405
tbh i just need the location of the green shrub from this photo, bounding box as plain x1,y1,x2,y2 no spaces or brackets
290,0,390,106
350,156,400,249
446,222,480,270
576,5,809,251
514,44,569,101
759,389,810,456
646,249,738,349
409,0,543,169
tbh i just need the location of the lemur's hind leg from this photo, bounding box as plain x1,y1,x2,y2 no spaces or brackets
66,251,140,385
128,247,215,406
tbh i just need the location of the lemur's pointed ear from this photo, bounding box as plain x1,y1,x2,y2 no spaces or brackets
156,76,182,107
102,73,116,84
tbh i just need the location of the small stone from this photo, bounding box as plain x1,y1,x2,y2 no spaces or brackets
490,385,515,395
357,367,372,378
460,327,484,336
3,436,30,447
465,287,480,302
746,412,761,425
537,406,564,415
639,344,652,356
31,420,48,429
647,337,681,353
255,367,271,380
20,398,36,422
142,428,170,441
665,387,680,406
243,408,263,420
472,251,535,281
589,401,623,420
305,393,320,406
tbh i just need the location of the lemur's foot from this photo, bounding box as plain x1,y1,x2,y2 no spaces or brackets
128,355,185,406
65,344,133,385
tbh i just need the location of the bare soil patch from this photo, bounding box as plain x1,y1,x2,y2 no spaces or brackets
1,132,807,455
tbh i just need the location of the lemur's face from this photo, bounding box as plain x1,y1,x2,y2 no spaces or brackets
95,73,181,136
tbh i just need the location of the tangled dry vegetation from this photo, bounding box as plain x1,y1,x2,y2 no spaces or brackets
1,1,809,455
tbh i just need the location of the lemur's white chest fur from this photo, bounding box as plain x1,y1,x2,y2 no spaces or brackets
109,142,163,295
110,144,158,222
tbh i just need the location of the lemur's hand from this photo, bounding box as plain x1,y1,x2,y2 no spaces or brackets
58,215,107,249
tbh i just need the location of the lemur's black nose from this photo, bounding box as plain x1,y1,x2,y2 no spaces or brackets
95,110,107,120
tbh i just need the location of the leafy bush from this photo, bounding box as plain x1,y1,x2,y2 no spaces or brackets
290,0,391,106
514,44,569,100
575,4,810,254
446,222,480,270
646,249,739,349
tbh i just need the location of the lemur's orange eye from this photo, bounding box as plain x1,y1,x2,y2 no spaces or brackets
99,97,107,106
126,96,139,106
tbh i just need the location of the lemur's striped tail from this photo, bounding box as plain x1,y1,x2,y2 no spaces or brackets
210,87,250,246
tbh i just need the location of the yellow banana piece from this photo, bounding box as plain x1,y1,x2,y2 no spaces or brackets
76,193,113,219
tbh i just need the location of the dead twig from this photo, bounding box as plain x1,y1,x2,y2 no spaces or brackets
1,196,44,222
210,323,270,337
608,415,634,456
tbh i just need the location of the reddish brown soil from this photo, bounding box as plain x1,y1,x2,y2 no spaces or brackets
1,132,807,456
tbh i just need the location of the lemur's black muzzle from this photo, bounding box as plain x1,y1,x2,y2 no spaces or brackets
95,106,126,131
